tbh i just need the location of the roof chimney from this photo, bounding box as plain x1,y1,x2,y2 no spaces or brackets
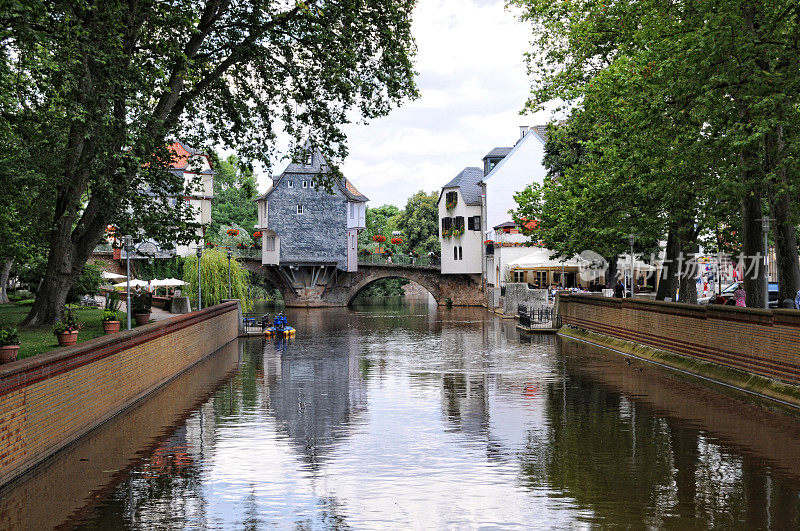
519,126,530,139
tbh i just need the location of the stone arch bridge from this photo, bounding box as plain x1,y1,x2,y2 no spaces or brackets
241,260,484,307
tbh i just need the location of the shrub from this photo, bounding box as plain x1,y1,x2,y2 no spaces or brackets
53,308,83,335
0,326,20,347
105,290,121,312
102,309,120,322
131,289,152,314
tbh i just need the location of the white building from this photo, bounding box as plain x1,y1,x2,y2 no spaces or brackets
437,167,484,274
168,142,215,257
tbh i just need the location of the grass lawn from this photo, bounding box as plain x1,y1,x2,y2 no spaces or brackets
0,302,131,360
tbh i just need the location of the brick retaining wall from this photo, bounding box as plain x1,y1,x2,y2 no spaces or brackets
0,301,239,487
558,294,800,386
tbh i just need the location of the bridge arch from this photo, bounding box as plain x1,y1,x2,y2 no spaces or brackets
345,269,443,306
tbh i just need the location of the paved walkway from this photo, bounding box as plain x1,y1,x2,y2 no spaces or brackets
99,295,175,322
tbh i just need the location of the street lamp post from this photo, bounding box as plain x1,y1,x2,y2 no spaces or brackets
227,248,233,299
629,234,636,298
124,235,133,330
196,246,203,311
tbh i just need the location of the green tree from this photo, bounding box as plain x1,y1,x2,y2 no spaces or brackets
209,155,258,237
66,262,104,303
395,191,440,255
183,248,252,310
3,0,418,324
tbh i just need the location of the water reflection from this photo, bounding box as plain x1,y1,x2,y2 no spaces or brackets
1,299,798,528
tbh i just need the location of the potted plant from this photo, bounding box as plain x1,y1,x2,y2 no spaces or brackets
131,289,153,325
102,309,122,334
0,326,20,363
53,308,83,347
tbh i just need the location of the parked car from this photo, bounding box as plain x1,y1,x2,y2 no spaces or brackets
698,281,779,308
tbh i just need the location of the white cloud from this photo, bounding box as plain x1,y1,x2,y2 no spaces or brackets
255,0,557,207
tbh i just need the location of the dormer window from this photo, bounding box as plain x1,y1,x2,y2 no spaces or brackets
305,152,313,166
287,180,293,188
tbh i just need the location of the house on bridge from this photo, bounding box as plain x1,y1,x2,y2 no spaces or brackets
255,147,368,289
438,167,483,275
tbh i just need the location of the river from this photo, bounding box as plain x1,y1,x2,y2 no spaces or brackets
2,297,800,528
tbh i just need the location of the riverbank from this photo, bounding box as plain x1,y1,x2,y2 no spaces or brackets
557,293,800,409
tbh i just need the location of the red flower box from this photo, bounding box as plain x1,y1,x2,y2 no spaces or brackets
373,235,386,243
390,237,403,245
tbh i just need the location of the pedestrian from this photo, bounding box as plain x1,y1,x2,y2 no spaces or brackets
795,289,800,310
614,280,624,298
734,285,746,307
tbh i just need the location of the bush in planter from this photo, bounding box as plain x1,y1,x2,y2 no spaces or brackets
53,308,83,346
0,326,20,363
131,289,152,315
102,309,122,334
102,309,120,322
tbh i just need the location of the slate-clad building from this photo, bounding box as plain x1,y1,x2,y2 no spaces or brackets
255,148,367,280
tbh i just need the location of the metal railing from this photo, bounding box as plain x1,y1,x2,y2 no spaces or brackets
231,248,262,260
518,305,561,329
358,253,439,268
242,312,270,333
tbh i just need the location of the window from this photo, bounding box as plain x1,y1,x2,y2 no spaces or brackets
305,152,313,165
350,203,354,218
296,205,304,214
454,216,465,230
265,235,276,252
302,180,308,188
287,180,293,188
513,271,525,283
445,191,457,204
310,179,315,187
468,216,481,231
441,217,452,231
454,246,458,260
458,246,463,260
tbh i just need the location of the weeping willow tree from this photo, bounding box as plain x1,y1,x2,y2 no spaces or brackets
183,249,252,311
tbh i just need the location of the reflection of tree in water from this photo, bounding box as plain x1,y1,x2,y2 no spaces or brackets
267,331,367,470
79,425,206,530
519,373,800,527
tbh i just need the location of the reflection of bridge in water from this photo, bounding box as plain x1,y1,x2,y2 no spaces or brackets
240,256,483,308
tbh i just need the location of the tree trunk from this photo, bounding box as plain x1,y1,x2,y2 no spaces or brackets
606,256,618,289
0,260,12,304
741,193,766,308
657,227,680,301
678,237,699,305
765,126,800,303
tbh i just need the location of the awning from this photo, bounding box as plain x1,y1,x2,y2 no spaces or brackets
507,248,583,269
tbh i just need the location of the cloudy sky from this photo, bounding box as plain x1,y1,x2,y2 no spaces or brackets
257,0,553,207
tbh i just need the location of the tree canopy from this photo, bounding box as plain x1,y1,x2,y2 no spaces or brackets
511,0,800,304
2,0,419,324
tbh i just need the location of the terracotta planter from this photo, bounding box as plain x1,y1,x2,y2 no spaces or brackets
56,331,79,347
134,313,151,326
103,320,121,334
0,345,19,364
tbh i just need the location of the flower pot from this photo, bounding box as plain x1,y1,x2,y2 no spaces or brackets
103,320,121,334
0,345,19,364
134,313,151,326
57,331,79,347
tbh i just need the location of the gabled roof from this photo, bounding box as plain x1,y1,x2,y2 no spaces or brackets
167,141,214,174
256,147,368,203
482,147,513,160
481,127,547,184
439,166,483,206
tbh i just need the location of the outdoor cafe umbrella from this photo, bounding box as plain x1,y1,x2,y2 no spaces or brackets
102,271,126,280
112,279,150,289
150,278,187,287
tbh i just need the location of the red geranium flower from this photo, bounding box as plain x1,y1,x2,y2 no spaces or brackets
373,234,386,243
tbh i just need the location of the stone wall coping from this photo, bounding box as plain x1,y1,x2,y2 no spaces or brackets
0,301,239,383
562,291,800,326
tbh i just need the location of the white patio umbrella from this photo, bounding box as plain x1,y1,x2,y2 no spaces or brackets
151,278,186,287
102,271,126,280
113,279,150,289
